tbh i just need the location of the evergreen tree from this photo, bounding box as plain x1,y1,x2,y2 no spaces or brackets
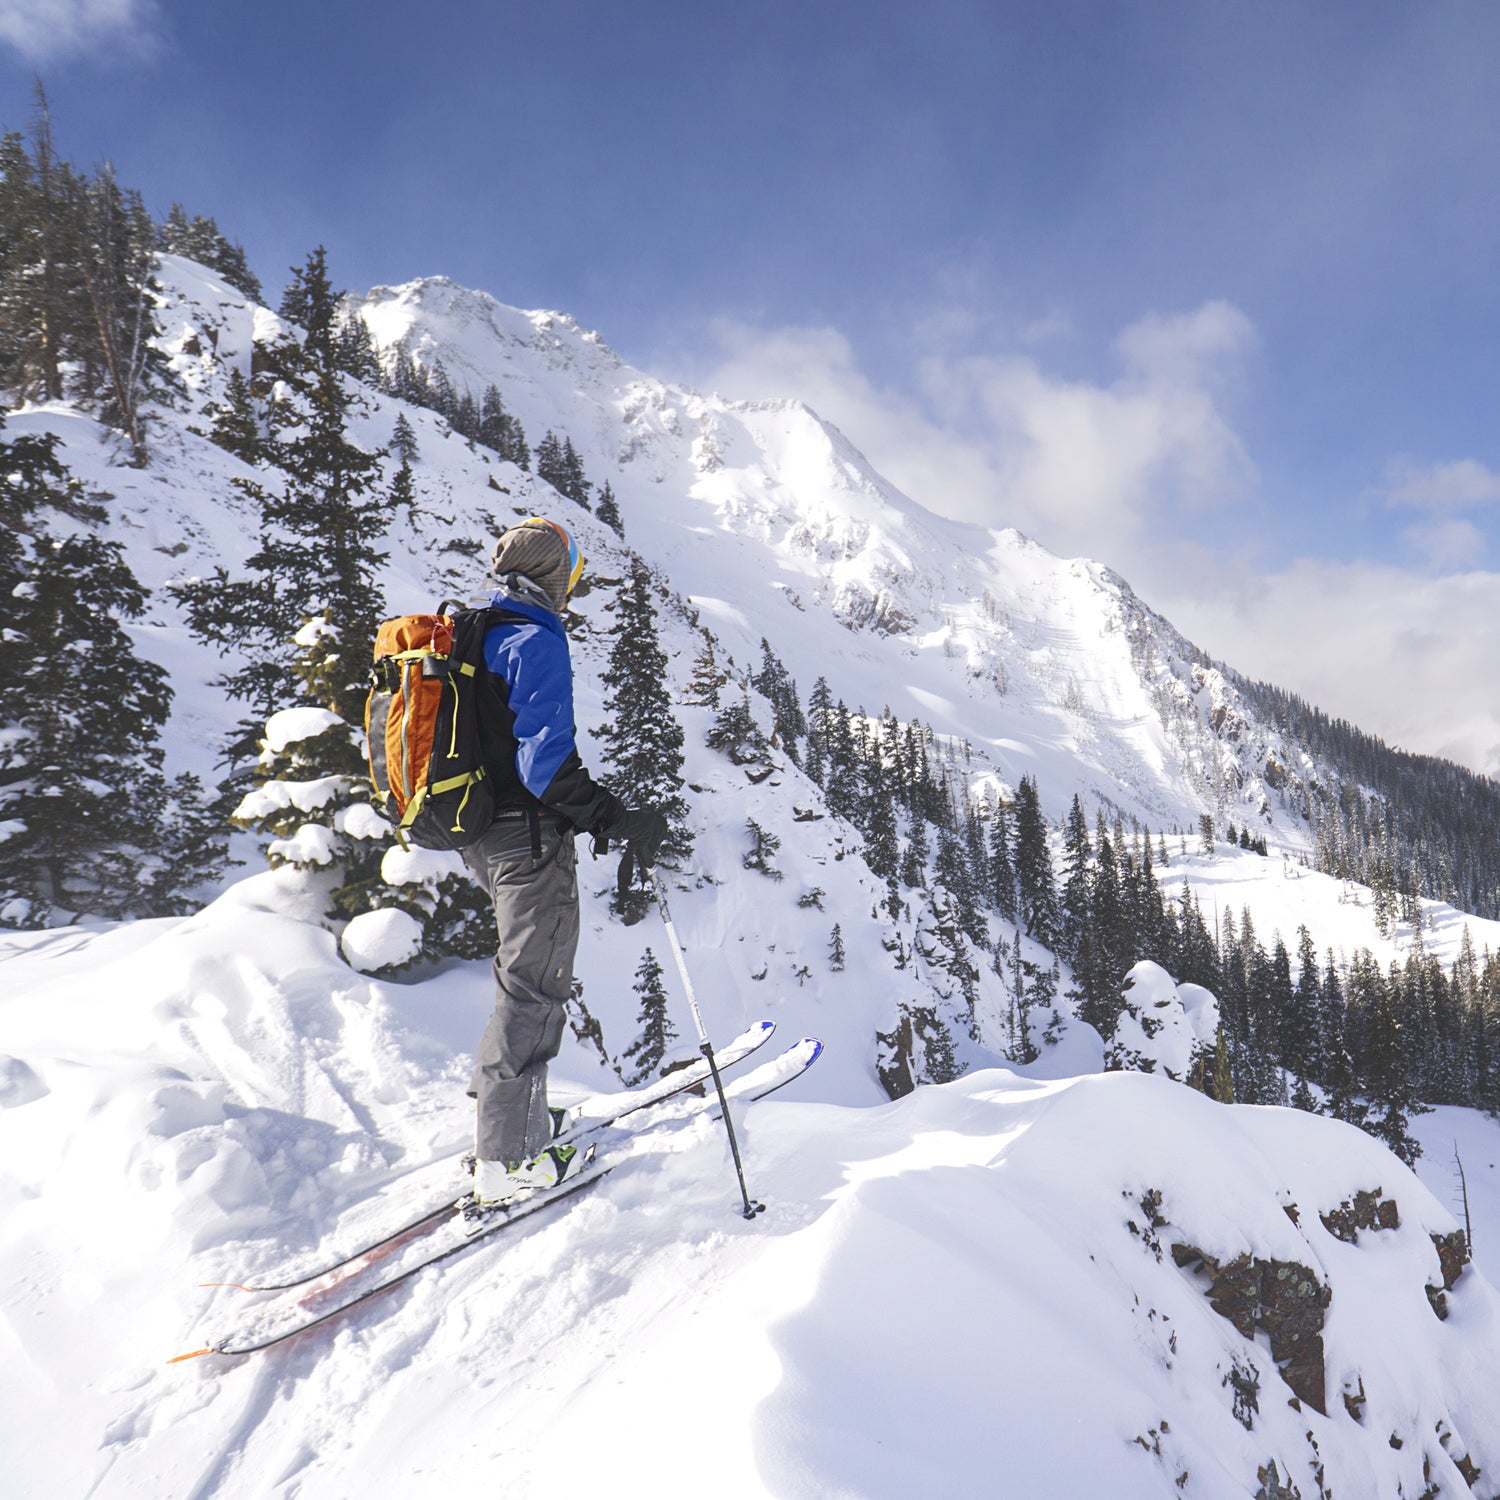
829,922,846,972
706,692,768,765
1012,775,1059,946
595,480,623,536
535,430,591,507
178,246,390,765
1059,794,1092,960
332,309,381,384
389,410,419,466
751,637,805,762
390,455,416,521
0,90,86,405
1285,925,1324,1078
207,365,264,465
989,799,1018,923
901,811,929,890
1267,935,1296,1070
934,819,985,945
863,782,899,881
743,818,784,880
805,677,835,786
620,948,677,1086
71,161,164,462
0,414,221,924
1361,955,1428,1164
157,202,263,301
824,700,862,822
597,558,692,917
684,636,725,709
562,436,592,509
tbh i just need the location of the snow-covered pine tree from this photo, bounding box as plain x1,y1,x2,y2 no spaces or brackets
684,635,726,709
829,922,846,972
231,702,392,943
751,637,805,763
597,557,692,919
706,691,769,765
620,947,677,1086
177,245,390,763
0,415,222,925
804,676,834,786
743,818,783,880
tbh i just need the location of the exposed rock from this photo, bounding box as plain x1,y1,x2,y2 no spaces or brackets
1172,1243,1331,1413
1255,1457,1302,1499
1342,1376,1367,1423
1430,1228,1469,1290
1320,1188,1400,1243
1426,1228,1471,1321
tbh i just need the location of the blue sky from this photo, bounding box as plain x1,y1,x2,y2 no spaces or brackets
5,1,1500,768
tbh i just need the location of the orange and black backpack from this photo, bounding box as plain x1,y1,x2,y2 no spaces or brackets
365,602,497,850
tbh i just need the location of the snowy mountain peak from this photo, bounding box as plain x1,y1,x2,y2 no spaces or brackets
353,275,624,392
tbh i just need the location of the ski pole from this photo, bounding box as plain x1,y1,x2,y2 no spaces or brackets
650,869,764,1220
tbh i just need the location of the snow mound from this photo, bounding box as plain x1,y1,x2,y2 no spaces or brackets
341,907,424,974
1110,959,1219,1078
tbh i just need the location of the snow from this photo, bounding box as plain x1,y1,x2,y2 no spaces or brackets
341,907,424,973
3,890,1497,1497
263,707,345,755
266,823,340,867
6,252,1500,1495
336,802,390,841
1110,960,1219,1078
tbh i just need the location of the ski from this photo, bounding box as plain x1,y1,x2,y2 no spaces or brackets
172,1036,821,1362
209,1018,778,1297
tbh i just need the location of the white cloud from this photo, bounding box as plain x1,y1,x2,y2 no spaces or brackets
0,0,160,63
1159,559,1500,777
1402,516,1487,570
1381,457,1500,514
697,301,1258,571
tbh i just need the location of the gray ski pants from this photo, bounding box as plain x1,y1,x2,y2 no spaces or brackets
461,811,580,1165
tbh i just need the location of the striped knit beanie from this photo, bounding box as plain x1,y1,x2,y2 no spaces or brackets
490,519,571,613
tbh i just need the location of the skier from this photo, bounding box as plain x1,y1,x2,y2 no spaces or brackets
464,517,668,1205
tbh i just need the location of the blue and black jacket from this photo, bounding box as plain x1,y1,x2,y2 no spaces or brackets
476,575,625,836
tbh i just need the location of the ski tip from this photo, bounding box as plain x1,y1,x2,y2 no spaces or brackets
167,1347,215,1365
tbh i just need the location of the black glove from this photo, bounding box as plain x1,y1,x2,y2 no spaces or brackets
617,807,669,870
612,807,669,900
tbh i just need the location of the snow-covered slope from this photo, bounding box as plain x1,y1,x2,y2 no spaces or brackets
6,254,1500,1496
3,888,1497,1500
